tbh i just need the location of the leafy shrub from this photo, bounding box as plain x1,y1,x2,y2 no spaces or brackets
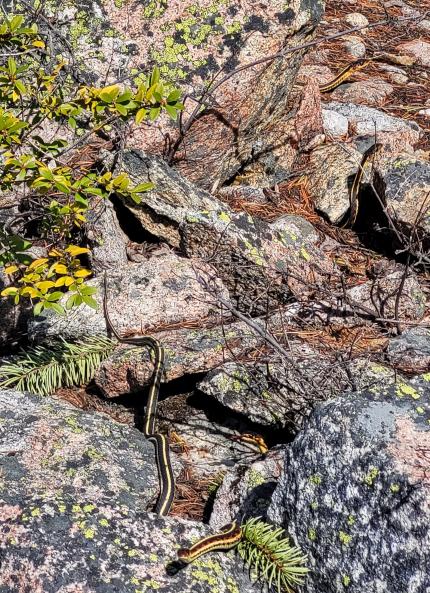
0,12,183,316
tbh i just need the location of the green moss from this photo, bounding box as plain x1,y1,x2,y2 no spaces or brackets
395,382,420,399
338,531,352,545
84,446,104,461
99,518,109,527
300,246,311,261
347,514,355,526
83,503,96,513
308,528,317,541
218,211,231,224
390,483,400,493
309,474,322,485
247,469,265,488
363,467,379,486
422,373,430,381
342,575,351,587
65,415,83,433
30,507,41,517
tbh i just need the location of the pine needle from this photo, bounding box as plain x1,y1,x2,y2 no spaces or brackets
238,517,308,593
0,335,116,396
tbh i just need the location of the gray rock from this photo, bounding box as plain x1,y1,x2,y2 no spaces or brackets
181,207,335,315
0,389,256,593
341,35,366,59
269,215,320,246
307,144,363,223
325,102,421,148
94,309,298,398
210,448,285,530
87,199,129,272
198,356,403,432
386,327,430,372
322,108,349,137
347,270,426,322
344,13,369,28
330,78,395,107
268,375,430,593
118,151,221,249
373,152,430,234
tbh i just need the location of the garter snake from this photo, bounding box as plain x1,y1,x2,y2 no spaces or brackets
177,520,242,563
341,142,381,228
319,58,373,93
103,273,175,516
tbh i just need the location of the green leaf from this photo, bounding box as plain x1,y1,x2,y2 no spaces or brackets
167,89,181,102
149,107,161,121
82,295,98,309
165,104,178,119
135,108,148,124
33,301,45,316
150,66,160,86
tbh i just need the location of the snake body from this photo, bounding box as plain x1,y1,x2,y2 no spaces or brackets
103,275,174,516
319,58,372,93
177,521,242,564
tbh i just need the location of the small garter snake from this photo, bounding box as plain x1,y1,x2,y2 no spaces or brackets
177,520,242,563
319,58,373,93
103,273,175,516
341,142,381,228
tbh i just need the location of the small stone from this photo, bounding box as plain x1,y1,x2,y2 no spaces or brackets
322,109,349,137
342,35,366,58
378,64,408,85
331,78,394,107
325,102,421,148
396,40,430,67
345,12,369,28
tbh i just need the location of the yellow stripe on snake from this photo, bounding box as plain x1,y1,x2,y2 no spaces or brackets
103,273,174,516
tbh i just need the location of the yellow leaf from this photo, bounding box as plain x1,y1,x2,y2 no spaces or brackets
4,265,18,274
65,245,90,256
35,281,55,293
48,249,63,257
20,286,39,298
54,277,67,287
1,287,19,296
74,269,91,278
28,258,49,270
52,263,68,274
64,276,75,287
32,40,45,48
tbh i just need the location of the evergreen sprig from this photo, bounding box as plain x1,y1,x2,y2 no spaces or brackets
238,517,308,593
0,335,116,396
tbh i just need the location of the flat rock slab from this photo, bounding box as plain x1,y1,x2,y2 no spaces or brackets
0,389,256,593
0,389,162,518
268,374,430,593
30,253,229,340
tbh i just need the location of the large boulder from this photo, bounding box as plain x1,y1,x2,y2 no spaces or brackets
51,0,325,189
30,252,230,340
268,375,430,593
0,389,256,593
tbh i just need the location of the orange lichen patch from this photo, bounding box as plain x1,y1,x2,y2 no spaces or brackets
388,416,430,508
